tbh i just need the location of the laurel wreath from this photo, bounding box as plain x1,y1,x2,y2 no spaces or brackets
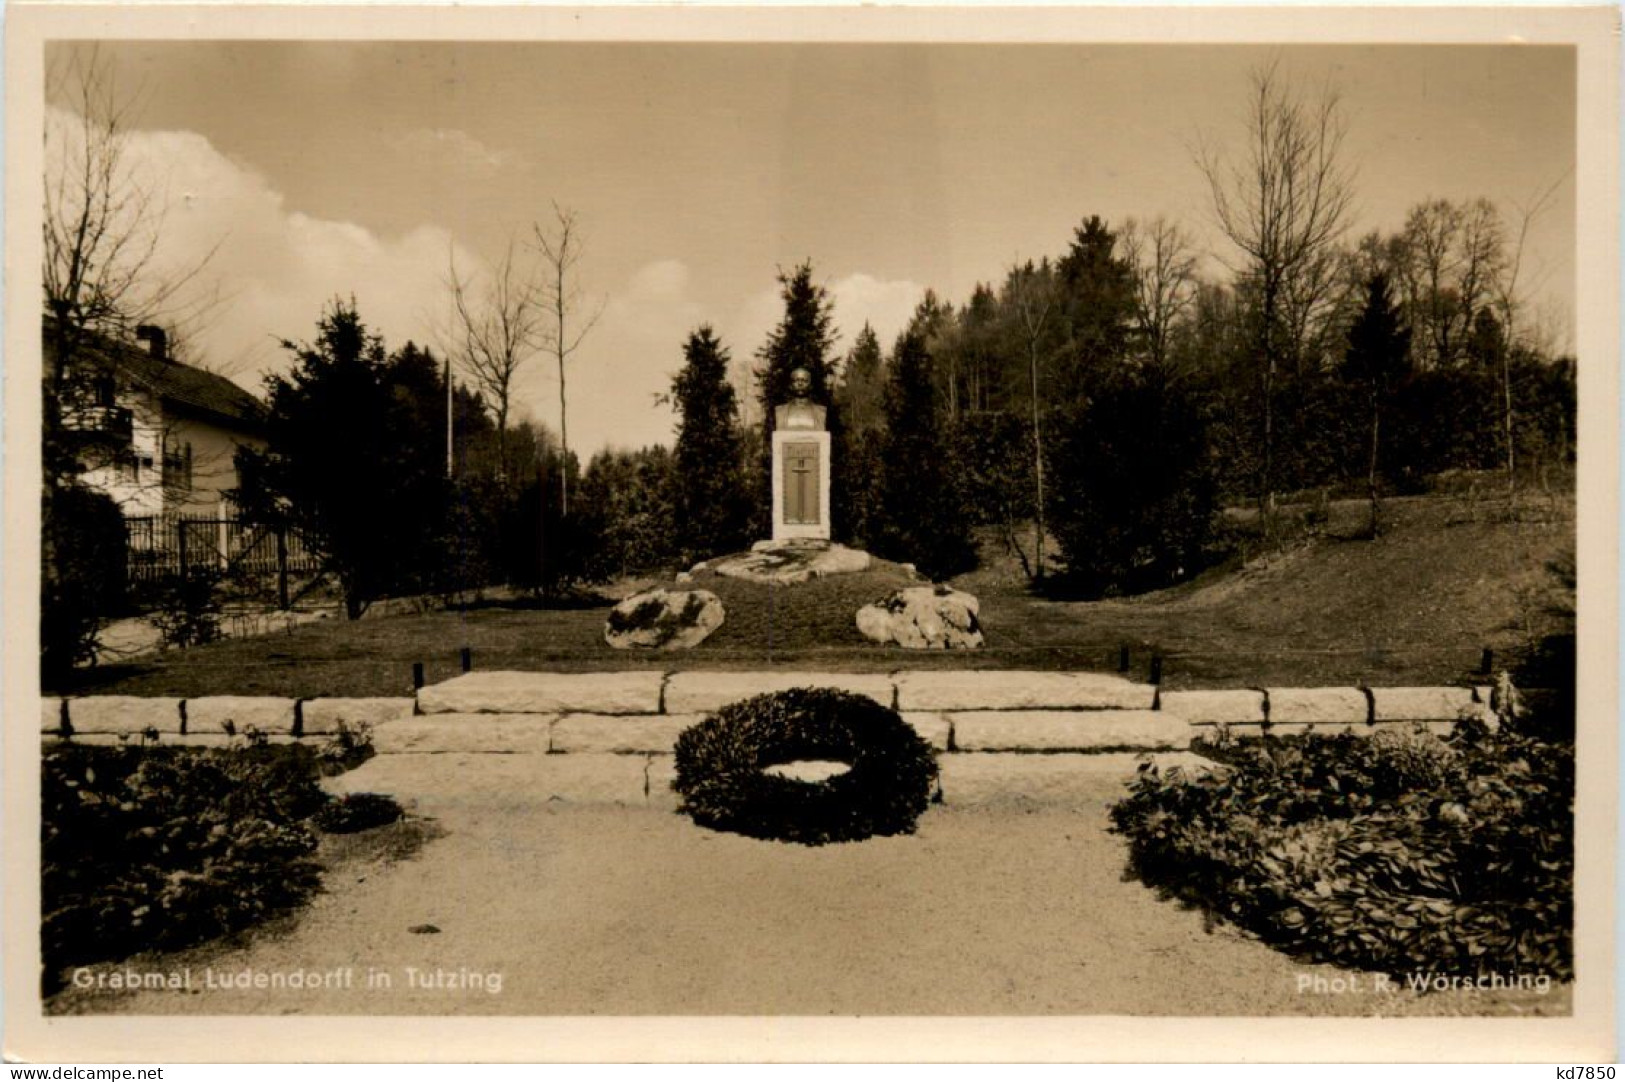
673,687,939,845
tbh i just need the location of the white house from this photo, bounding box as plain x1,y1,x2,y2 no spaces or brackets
46,321,266,522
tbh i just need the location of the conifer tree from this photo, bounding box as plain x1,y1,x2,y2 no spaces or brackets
671,326,750,561
1342,272,1412,537
833,323,886,547
875,330,977,580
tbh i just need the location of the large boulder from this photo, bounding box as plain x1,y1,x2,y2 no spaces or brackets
855,585,983,650
604,588,725,650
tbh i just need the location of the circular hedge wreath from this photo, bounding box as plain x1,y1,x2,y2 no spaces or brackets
673,687,939,846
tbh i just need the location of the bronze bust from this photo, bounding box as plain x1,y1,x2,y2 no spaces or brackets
773,367,826,431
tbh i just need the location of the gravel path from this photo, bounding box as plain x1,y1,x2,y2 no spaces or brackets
53,777,1567,1017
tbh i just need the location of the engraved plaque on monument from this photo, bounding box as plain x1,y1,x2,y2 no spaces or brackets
770,368,831,541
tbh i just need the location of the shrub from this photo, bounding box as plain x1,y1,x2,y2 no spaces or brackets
148,566,224,650
314,719,376,776
314,792,403,834
41,484,128,683
41,742,342,992
1111,722,1572,981
674,688,938,845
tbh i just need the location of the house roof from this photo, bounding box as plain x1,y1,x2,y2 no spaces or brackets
44,319,266,433
116,348,266,431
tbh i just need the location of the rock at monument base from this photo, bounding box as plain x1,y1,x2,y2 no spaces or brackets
604,588,725,650
856,585,983,650
709,541,872,586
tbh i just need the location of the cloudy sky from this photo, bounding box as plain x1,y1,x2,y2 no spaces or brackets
48,42,1575,456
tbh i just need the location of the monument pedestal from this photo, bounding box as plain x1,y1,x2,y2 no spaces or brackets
771,429,831,542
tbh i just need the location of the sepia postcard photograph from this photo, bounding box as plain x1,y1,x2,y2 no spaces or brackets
3,3,1618,1064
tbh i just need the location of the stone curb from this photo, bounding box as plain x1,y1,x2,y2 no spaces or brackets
950,710,1191,752
417,671,666,715
372,715,557,755
551,715,699,754
301,697,415,735
894,671,1156,712
663,671,895,713
184,696,298,737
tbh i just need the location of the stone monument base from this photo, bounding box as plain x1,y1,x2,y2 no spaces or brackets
702,541,872,586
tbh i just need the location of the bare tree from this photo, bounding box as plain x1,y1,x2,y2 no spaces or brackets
44,47,217,376
446,236,545,485
1392,197,1506,369
1007,259,1057,581
41,46,220,675
1198,59,1355,514
1120,216,1199,373
1492,174,1567,495
532,203,604,515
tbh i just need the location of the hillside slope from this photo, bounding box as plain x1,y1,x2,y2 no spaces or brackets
969,491,1575,688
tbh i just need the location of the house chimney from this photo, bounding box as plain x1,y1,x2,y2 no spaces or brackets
135,324,169,363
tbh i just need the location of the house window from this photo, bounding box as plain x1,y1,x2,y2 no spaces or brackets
162,442,193,493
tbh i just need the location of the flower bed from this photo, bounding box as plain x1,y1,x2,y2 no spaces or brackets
1110,719,1572,980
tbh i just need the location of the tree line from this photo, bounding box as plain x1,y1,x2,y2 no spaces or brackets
40,53,1577,680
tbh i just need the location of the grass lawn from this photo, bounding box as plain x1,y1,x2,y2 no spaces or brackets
54,488,1574,698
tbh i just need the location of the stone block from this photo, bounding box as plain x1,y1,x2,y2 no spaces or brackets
1266,688,1370,726
300,698,415,734
184,696,297,736
646,755,681,812
551,715,700,754
1370,687,1478,722
41,697,65,735
1159,689,1266,725
899,712,952,751
951,710,1191,751
938,752,1218,805
662,671,895,714
324,752,651,808
68,696,183,735
372,715,557,754
894,670,1155,712
417,671,665,715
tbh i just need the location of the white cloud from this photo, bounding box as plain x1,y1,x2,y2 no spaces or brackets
61,109,477,386
393,127,510,174
826,272,925,351
46,110,927,457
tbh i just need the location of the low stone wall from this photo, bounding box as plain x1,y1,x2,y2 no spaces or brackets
44,672,1523,807
41,694,413,743
1159,685,1499,737
44,671,1504,754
